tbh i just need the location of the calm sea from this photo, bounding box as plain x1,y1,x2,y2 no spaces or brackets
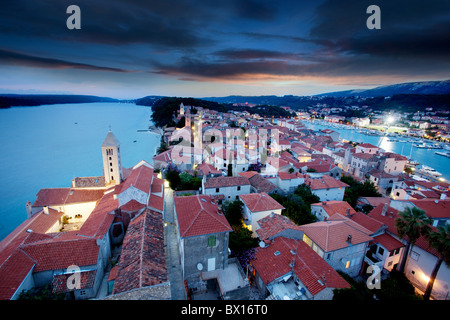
0,103,160,241
304,121,450,182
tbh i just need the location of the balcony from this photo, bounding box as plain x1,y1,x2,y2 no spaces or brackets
364,250,384,268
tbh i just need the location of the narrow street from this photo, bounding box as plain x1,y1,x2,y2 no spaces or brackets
163,187,187,300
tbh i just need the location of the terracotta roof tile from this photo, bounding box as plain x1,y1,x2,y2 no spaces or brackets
0,249,35,300
305,175,349,190
298,216,373,252
252,237,350,295
21,238,99,273
256,214,302,240
239,192,284,213
52,270,97,294
204,176,250,189
174,195,232,238
113,209,167,294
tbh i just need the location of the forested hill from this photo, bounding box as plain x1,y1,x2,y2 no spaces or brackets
136,96,295,128
0,94,118,108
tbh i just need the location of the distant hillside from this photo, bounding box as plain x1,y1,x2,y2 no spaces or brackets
0,94,119,108
316,79,450,97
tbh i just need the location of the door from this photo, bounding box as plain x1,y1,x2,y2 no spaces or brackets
207,257,216,271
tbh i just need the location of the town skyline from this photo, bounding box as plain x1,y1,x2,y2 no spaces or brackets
1,0,449,99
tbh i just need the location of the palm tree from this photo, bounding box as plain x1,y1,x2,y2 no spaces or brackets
423,224,450,300
395,207,432,273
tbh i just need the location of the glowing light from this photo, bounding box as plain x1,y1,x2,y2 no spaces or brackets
386,116,395,124
421,273,430,283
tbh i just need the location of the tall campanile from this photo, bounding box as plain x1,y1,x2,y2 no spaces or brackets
101,130,123,185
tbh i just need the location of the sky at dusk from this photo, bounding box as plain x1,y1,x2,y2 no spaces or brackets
0,0,449,99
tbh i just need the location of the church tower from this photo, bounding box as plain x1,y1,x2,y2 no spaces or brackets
102,130,123,185
180,102,185,116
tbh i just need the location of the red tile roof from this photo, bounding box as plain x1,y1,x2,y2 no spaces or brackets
256,213,302,240
410,199,450,219
239,192,284,213
358,143,378,149
0,249,35,300
174,195,232,238
311,201,356,217
346,211,384,234
21,238,99,273
204,176,250,189
368,203,400,234
252,237,350,295
33,188,70,207
238,171,259,179
52,270,97,294
373,233,404,251
368,203,440,257
305,175,349,190
32,188,104,207
119,164,154,194
113,209,167,294
298,216,373,252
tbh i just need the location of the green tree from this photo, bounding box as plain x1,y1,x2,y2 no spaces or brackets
395,207,432,273
165,168,181,190
294,184,320,205
423,224,450,300
222,199,244,227
271,193,316,226
19,285,66,300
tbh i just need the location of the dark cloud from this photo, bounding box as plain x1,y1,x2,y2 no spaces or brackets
0,0,212,48
0,0,448,93
0,49,131,73
309,0,450,59
214,49,303,61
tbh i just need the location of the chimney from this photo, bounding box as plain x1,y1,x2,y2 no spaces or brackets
25,201,32,218
381,203,388,216
43,206,49,215
347,234,352,243
440,193,447,200
345,208,351,217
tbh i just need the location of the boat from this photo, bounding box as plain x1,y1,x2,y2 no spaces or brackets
414,143,442,149
406,159,420,167
417,165,442,177
435,151,450,158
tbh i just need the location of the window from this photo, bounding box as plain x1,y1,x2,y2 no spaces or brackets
110,162,113,167
216,188,220,193
237,186,241,191
378,246,385,256
110,168,113,172
109,157,112,160
208,236,216,247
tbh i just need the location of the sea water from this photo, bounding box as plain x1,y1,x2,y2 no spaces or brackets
0,102,160,241
304,121,450,182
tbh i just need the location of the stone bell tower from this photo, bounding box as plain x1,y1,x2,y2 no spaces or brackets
102,130,123,186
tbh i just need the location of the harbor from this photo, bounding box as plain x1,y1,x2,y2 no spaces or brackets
304,120,450,183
